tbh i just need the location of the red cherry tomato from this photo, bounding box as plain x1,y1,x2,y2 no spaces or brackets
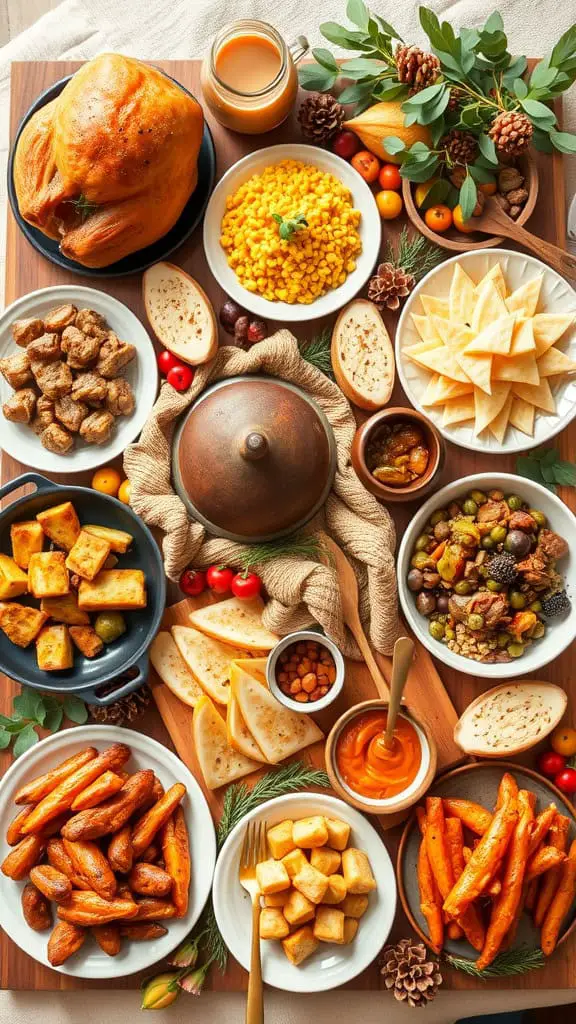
179,568,206,597
378,163,402,191
167,364,194,391
537,750,566,778
157,350,180,376
231,572,262,600
554,767,576,795
206,565,235,594
331,130,361,161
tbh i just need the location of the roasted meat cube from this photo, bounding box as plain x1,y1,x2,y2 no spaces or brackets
27,333,62,362
96,334,136,378
75,309,106,334
476,500,509,524
40,422,74,454
71,372,108,404
537,529,569,561
55,395,89,433
69,626,104,658
61,326,101,369
0,351,33,389
79,410,115,445
32,360,73,400
106,378,135,416
12,317,45,347
44,304,77,331
30,396,55,435
3,388,37,423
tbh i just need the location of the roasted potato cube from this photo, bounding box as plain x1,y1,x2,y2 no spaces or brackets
264,891,291,908
321,874,347,905
310,847,341,876
36,625,73,671
255,858,290,895
293,816,328,850
12,317,45,347
267,819,296,861
75,309,106,334
343,918,359,944
83,524,133,554
106,378,135,417
66,531,111,581
0,602,48,647
61,326,101,369
282,848,308,879
37,502,81,551
40,592,90,626
28,552,69,598
44,304,77,331
3,388,37,423
340,894,369,919
11,521,44,569
78,570,146,611
79,410,115,445
341,849,376,895
0,351,32,389
32,360,73,400
96,334,136,378
293,862,328,905
260,907,290,940
325,819,351,852
27,333,62,362
0,554,28,599
40,423,74,455
54,395,89,433
282,926,319,966
31,396,55,435
69,626,104,658
313,906,345,944
283,888,315,927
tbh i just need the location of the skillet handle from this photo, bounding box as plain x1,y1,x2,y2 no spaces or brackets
81,655,149,707
0,472,55,504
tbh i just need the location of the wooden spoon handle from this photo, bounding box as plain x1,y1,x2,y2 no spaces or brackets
384,636,415,747
246,893,264,1024
348,619,390,701
490,215,576,280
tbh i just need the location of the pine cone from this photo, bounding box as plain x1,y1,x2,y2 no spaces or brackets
297,93,345,144
441,129,478,166
489,110,533,157
395,45,440,95
368,262,415,312
380,938,443,1008
447,87,465,113
89,684,151,726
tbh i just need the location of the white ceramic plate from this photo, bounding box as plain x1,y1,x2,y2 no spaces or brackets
0,725,216,979
398,472,576,679
396,249,576,454
213,792,396,993
0,286,158,474
203,144,381,323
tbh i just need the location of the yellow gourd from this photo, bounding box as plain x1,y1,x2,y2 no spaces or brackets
345,101,432,164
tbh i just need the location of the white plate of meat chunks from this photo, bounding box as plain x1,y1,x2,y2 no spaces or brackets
0,286,158,474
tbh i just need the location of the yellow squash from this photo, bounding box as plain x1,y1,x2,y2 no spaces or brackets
345,100,432,163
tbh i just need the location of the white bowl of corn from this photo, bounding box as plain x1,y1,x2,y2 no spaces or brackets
203,144,381,322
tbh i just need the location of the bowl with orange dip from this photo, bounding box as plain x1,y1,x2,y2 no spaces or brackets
325,700,437,815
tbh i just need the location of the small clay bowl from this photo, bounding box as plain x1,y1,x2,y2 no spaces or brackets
402,150,538,253
325,699,437,816
351,407,445,503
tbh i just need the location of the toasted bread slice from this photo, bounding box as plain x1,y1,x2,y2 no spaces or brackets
188,596,278,651
149,631,205,708
40,592,90,626
36,502,81,551
331,299,394,411
143,262,218,366
77,570,147,611
231,666,323,763
83,525,133,554
192,695,260,789
171,624,246,705
0,602,48,647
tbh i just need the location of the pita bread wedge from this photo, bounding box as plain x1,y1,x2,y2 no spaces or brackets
193,695,260,789
410,313,443,344
512,379,556,414
420,295,450,319
505,276,543,318
509,318,536,356
532,314,575,356
493,352,540,386
172,624,245,704
232,667,323,764
509,396,535,436
464,315,515,356
403,339,443,359
471,280,508,334
230,658,268,683
536,347,576,377
488,393,513,444
149,631,205,708
421,374,441,406
227,690,270,763
432,316,474,351
409,344,470,383
476,263,507,299
422,376,472,407
188,596,278,651
449,263,476,325
442,394,475,426
473,382,511,436
454,349,492,394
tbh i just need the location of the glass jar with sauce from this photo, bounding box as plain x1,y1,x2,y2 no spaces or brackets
201,21,308,134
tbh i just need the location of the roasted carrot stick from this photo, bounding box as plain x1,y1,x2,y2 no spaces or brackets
442,799,493,836
417,836,444,953
495,772,518,811
424,799,463,940
528,804,557,856
445,817,485,952
443,795,518,920
541,840,576,956
534,815,571,928
525,845,567,882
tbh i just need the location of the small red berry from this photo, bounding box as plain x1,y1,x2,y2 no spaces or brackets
167,364,194,391
179,568,206,597
206,565,235,594
157,350,180,376
332,130,361,161
230,572,262,599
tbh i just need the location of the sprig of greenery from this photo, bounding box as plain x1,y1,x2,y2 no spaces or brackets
300,328,335,379
0,688,88,757
516,448,576,493
385,226,445,281
68,194,98,222
445,946,545,977
235,535,324,574
272,212,308,241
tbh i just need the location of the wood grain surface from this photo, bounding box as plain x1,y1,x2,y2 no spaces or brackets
1,59,574,993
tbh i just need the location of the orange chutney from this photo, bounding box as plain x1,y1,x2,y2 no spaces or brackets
336,710,422,800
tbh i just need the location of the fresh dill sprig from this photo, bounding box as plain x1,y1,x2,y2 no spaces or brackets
444,946,545,978
385,226,445,282
235,534,324,573
299,328,334,379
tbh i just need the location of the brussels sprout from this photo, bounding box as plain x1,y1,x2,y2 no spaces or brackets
467,613,484,631
415,534,431,551
507,643,525,658
497,631,511,648
482,536,495,551
486,579,503,592
530,599,543,613
454,580,472,595
506,495,523,511
94,612,127,644
490,526,507,543
430,509,449,525
429,620,445,641
433,521,450,542
462,499,478,516
469,490,487,505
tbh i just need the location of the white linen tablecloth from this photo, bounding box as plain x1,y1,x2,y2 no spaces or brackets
0,1,575,1019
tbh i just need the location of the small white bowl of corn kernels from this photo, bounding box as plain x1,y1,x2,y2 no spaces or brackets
203,144,381,322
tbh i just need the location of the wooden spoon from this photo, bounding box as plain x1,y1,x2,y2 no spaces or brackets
474,197,576,280
384,636,415,748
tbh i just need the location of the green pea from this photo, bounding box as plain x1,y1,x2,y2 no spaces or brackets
530,599,542,613
487,579,503,592
467,613,484,631
462,499,478,516
454,580,472,595
497,632,511,648
482,536,495,551
444,627,455,641
469,490,487,505
507,495,523,511
510,591,527,610
507,643,524,658
415,534,431,551
429,620,445,641
490,526,507,543
529,509,546,527
430,509,449,525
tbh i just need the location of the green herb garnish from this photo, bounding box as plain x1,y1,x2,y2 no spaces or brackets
384,226,445,282
300,328,335,379
272,212,309,241
445,946,545,977
516,448,576,493
236,534,324,574
0,688,88,757
67,194,98,222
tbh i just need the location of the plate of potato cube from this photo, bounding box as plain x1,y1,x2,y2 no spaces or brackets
0,285,158,474
212,792,396,992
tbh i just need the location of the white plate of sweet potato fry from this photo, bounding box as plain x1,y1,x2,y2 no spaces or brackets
398,762,576,968
0,725,216,977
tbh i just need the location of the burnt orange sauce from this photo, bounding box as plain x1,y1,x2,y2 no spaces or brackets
336,710,422,800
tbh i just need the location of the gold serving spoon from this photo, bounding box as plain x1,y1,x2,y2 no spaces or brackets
383,636,415,749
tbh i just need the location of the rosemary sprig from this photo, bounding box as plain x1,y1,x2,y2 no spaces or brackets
300,328,335,379
69,194,98,222
385,226,445,282
444,946,545,978
235,534,324,574
272,212,308,241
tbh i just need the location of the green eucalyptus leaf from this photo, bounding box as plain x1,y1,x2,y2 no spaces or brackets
419,7,445,51
63,694,89,725
382,136,406,155
375,15,402,41
459,104,485,130
320,23,374,51
532,127,554,153
550,25,576,68
298,65,337,91
340,57,380,73
311,48,338,72
0,729,11,750
460,27,480,51
549,129,576,154
408,141,433,157
400,155,440,182
469,164,496,185
460,47,476,75
418,87,450,125
338,81,374,104
529,60,557,91
0,713,13,728
540,465,556,483
403,109,422,128
346,0,370,32
373,80,407,101
516,456,546,484
430,117,447,147
551,461,576,486
433,48,463,74
477,133,498,165
521,98,557,128
420,178,451,210
13,690,43,723
4,719,30,733
459,171,478,221
13,724,39,759
403,82,444,108
484,11,504,33
513,78,529,100
44,703,64,733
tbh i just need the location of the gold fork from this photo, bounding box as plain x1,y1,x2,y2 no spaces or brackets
239,819,268,1024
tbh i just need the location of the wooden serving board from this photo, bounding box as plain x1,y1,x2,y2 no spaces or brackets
1,59,575,994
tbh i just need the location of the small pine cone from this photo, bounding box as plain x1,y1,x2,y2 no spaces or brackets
380,938,443,1009
441,128,478,166
89,684,151,726
368,262,415,312
489,110,533,157
297,93,345,144
447,87,465,112
395,44,440,95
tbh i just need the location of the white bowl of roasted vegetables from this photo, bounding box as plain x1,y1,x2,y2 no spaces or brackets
398,473,576,678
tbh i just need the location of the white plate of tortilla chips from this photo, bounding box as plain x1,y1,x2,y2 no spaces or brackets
396,250,576,454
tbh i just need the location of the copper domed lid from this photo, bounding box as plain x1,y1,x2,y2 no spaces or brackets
172,376,337,543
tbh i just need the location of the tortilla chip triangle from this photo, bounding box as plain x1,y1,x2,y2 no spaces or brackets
509,396,535,435
464,315,515,356
432,315,475,351
227,694,269,763
149,631,205,708
406,343,470,383
231,667,323,763
404,339,443,359
532,314,575,355
422,375,472,406
188,596,278,651
172,624,246,705
476,263,507,299
411,313,443,343
454,349,492,393
512,379,556,413
505,276,543,318
420,295,450,319
193,695,261,789
442,394,475,426
493,352,540,386
231,658,268,682
471,280,508,333
488,393,513,444
537,347,576,377
474,382,511,436
449,263,476,324
509,318,536,356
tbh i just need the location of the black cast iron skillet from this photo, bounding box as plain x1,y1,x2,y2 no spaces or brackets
0,473,166,705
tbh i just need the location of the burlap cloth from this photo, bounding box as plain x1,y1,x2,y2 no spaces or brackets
124,330,400,657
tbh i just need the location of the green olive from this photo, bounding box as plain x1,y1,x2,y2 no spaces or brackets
532,622,546,639
481,536,495,551
510,591,527,610
467,613,485,631
507,643,524,658
469,490,487,505
430,509,449,525
415,534,431,551
506,495,523,511
490,526,507,543
530,599,543,613
487,579,503,592
454,580,472,595
497,631,511,648
529,509,546,527
462,499,478,516
411,551,434,570
429,620,445,641
444,626,455,641
94,612,127,644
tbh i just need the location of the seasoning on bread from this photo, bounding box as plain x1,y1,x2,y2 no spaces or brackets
331,299,395,411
